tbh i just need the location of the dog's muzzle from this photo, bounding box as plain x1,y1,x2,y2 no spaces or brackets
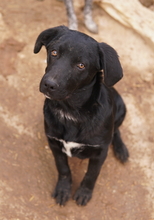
40,78,59,98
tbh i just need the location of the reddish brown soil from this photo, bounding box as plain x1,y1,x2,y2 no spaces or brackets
0,0,154,219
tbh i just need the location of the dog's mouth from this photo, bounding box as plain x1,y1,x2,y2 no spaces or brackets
43,92,71,101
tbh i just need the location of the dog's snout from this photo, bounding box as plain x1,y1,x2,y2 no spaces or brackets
40,79,59,96
44,79,58,91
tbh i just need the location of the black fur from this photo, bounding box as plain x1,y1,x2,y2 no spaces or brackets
34,26,129,206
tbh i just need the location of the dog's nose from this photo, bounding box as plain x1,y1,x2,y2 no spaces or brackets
43,79,58,92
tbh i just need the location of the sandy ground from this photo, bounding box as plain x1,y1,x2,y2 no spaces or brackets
0,0,154,219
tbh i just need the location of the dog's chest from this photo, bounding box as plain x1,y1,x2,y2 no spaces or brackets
55,109,78,122
60,139,83,157
48,107,101,158
52,137,100,157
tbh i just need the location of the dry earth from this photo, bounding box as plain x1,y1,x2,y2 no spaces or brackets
0,0,154,219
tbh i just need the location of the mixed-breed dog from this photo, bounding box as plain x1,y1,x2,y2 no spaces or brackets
33,0,129,206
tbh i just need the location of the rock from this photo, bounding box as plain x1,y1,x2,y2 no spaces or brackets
139,0,154,8
96,0,154,48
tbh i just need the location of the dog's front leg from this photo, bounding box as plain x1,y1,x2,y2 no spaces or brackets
74,148,108,206
48,138,72,206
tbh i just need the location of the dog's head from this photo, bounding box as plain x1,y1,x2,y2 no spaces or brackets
34,26,123,100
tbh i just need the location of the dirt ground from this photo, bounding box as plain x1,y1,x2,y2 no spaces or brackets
0,0,154,219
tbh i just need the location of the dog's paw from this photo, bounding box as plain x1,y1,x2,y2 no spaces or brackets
113,143,129,163
52,180,71,206
74,187,92,206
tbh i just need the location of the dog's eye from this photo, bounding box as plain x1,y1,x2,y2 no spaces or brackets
77,63,85,69
51,50,57,57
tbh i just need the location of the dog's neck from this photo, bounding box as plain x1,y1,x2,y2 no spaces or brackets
67,76,97,107
64,73,103,109
47,72,102,121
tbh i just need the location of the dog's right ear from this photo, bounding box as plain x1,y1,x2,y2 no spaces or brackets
34,26,68,53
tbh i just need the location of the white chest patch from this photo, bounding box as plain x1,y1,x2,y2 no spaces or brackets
52,137,99,157
60,139,83,157
54,109,78,122
59,110,77,121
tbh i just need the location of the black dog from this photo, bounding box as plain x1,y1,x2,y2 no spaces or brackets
34,26,129,206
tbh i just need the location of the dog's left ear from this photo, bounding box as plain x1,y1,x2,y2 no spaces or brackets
34,25,68,54
99,43,123,87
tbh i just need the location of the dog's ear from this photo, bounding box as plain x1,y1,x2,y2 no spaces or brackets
34,25,68,53
99,43,123,87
